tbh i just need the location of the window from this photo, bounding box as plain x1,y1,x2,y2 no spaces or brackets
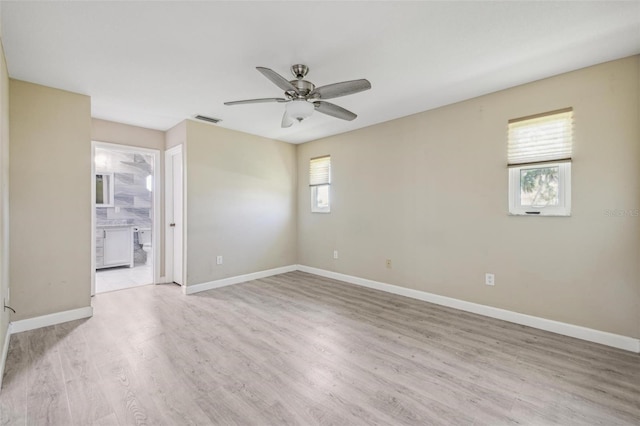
508,108,573,216
310,155,331,213
95,173,114,207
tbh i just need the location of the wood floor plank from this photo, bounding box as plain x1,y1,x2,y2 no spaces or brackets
53,321,116,426
127,344,215,425
91,412,119,426
0,332,29,425
1,271,639,425
24,328,73,426
97,356,167,426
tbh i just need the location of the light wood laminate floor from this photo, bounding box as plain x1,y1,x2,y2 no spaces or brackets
1,271,639,425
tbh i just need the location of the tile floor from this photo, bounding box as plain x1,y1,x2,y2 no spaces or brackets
95,264,153,293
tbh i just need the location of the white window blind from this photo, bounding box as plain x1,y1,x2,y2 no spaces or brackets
508,108,573,166
309,155,331,186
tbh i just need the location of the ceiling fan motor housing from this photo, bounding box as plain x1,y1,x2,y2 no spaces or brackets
287,64,315,97
289,79,315,97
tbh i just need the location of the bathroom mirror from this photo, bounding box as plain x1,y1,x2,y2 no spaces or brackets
96,173,115,207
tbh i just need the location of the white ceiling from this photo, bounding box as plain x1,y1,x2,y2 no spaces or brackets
2,1,639,144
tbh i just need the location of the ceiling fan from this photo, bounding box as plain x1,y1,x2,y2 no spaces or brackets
224,64,371,128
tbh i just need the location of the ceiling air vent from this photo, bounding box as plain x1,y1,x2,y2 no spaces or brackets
194,115,221,124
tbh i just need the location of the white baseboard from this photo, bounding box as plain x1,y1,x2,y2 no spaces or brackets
4,266,635,353
0,324,10,390
9,306,94,334
296,265,640,353
158,276,167,284
184,265,298,295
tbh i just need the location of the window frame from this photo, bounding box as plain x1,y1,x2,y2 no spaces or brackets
309,155,331,214
507,108,573,217
311,184,330,213
509,161,571,216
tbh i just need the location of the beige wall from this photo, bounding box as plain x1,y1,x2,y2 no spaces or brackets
0,35,10,375
185,120,297,286
166,120,186,149
10,80,91,320
297,56,640,339
92,118,164,151
91,118,166,278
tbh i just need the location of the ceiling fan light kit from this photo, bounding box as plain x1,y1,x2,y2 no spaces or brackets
225,64,371,128
286,99,314,122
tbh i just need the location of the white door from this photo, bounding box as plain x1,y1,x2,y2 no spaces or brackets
165,146,183,285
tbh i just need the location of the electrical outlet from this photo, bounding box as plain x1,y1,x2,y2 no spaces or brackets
216,255,223,265
386,259,392,269
485,273,495,286
333,250,338,259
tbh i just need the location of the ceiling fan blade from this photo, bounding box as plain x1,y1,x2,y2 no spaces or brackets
281,112,294,128
256,67,298,93
310,79,371,100
313,101,357,121
224,98,288,106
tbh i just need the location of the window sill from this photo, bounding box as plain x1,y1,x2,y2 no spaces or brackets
508,211,571,217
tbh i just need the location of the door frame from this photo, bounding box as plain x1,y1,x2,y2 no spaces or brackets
91,141,162,296
164,144,185,288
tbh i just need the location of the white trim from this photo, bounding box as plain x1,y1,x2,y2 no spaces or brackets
159,276,167,283
181,143,188,288
9,306,94,334
4,265,636,354
0,326,10,390
296,265,640,353
184,265,297,295
151,147,161,285
90,142,96,295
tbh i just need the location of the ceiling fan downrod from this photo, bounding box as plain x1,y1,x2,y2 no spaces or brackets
290,64,309,79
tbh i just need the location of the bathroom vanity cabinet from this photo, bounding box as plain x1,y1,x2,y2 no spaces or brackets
96,225,134,269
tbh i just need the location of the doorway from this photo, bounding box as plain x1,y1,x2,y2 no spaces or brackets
91,142,161,295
